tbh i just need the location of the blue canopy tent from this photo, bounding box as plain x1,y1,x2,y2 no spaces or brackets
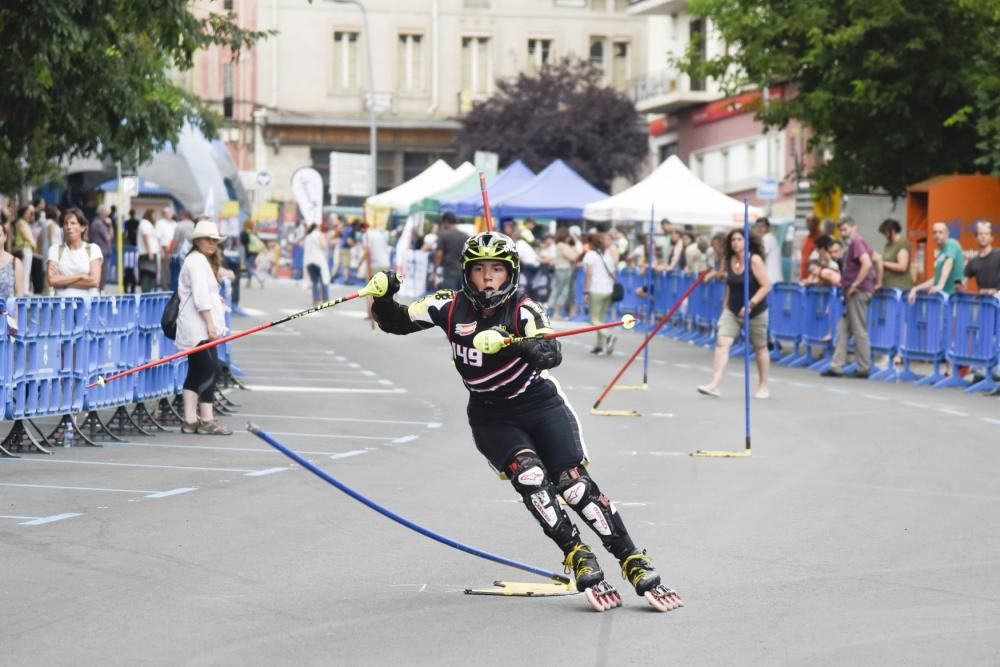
97,178,170,196
491,159,607,220
441,160,535,216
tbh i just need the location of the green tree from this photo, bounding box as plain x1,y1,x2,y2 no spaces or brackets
0,1,269,193
678,0,1000,196
456,58,647,193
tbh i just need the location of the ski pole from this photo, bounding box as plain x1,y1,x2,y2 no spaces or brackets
472,315,637,354
248,424,571,584
89,273,394,388
742,201,752,454
592,270,708,410
479,172,494,233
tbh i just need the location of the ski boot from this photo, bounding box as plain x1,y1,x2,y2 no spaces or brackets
564,543,622,612
620,550,683,612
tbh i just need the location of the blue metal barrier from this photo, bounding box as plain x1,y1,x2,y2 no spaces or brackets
1,300,10,424
786,286,842,371
105,245,138,285
898,293,950,385
935,294,999,392
82,295,138,411
572,267,588,322
133,293,176,402
864,289,905,381
8,296,88,419
768,283,805,364
685,276,724,347
660,271,690,338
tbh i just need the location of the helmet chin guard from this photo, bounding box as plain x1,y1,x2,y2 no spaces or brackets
461,232,521,310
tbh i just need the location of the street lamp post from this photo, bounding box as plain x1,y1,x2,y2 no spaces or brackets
331,0,377,197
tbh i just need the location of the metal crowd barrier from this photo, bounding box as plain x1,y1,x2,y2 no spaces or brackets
936,294,999,392
898,293,950,385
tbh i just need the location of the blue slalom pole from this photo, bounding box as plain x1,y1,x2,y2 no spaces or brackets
643,205,655,384
742,201,752,453
247,423,571,584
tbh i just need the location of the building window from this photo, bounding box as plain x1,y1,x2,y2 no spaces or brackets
527,38,552,74
461,36,492,95
589,36,605,72
398,33,424,92
223,63,234,119
333,30,360,89
658,142,678,164
224,0,233,10
689,19,706,91
611,40,629,91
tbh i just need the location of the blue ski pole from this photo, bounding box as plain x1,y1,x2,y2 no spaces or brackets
743,201,752,453
643,206,655,384
248,423,571,584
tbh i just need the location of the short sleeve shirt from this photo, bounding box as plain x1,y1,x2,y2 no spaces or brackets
47,243,103,298
934,239,965,294
436,228,469,275
841,235,875,294
964,249,1000,291
881,238,913,290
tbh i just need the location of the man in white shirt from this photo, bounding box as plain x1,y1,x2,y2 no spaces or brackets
155,206,177,288
136,214,160,292
364,224,391,278
754,217,783,285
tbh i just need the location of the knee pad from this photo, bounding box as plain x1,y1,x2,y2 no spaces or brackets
508,452,579,550
556,466,634,557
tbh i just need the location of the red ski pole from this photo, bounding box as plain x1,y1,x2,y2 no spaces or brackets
89,273,393,388
592,270,708,410
479,172,494,233
473,315,637,354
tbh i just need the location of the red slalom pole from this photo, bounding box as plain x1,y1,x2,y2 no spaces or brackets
88,281,382,388
479,172,494,233
592,270,708,410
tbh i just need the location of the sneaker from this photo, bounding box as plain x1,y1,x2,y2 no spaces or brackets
196,419,233,436
754,387,771,399
696,385,720,397
820,368,843,378
604,335,617,356
180,420,200,434
847,369,870,379
620,549,662,596
563,543,605,592
589,346,603,355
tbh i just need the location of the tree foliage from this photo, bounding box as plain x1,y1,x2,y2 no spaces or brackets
0,1,269,193
678,0,1000,196
456,58,648,193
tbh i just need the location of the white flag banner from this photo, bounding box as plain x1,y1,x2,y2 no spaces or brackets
291,167,324,226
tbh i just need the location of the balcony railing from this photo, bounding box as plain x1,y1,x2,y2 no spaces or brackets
628,69,714,112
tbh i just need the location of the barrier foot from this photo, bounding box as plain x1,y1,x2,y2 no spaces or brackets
0,420,52,455
217,390,240,408
213,396,234,416
108,405,153,436
131,402,169,432
43,415,102,448
219,365,249,390
156,397,185,426
79,410,127,442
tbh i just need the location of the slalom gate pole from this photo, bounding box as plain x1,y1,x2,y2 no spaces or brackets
742,201,752,453
89,278,384,388
592,270,708,411
479,172,494,233
473,316,637,354
643,207,655,385
248,424,570,584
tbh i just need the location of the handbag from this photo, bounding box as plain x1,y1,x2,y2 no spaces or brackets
600,254,624,303
138,254,158,276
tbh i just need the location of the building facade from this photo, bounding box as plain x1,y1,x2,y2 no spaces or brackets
252,0,648,202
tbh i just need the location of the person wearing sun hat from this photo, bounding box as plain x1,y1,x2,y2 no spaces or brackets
175,219,232,435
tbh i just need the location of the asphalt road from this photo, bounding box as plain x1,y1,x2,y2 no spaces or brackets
2,280,999,666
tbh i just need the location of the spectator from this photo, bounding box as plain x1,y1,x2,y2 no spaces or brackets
706,233,726,280
754,217,783,285
302,223,330,306
665,227,685,271
176,220,231,436
697,228,772,399
13,205,36,294
173,210,196,266
876,218,913,291
908,222,965,303
123,209,140,293
800,214,821,280
582,231,618,355
822,217,875,378
549,227,582,319
683,232,707,275
655,219,673,266
136,209,159,292
90,206,113,291
509,222,541,297
963,220,1000,295
46,208,102,298
363,222,391,279
804,235,842,286
434,212,469,290
0,222,26,300
521,216,537,244
240,219,265,288
829,238,844,271
155,206,177,288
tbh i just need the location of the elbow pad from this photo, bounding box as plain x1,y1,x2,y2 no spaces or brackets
370,298,421,335
519,338,562,369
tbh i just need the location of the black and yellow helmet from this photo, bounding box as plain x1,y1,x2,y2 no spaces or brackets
461,231,521,310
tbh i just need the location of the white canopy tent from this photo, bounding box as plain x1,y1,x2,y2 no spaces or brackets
583,155,764,227
366,160,467,215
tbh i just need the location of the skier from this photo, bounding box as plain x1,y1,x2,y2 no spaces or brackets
368,231,682,612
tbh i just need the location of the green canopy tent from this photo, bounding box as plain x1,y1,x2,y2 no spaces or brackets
409,162,497,216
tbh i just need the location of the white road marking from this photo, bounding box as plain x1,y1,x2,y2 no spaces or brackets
330,450,368,460
0,458,274,474
981,417,1000,425
648,451,686,457
239,307,268,316
902,401,929,408
652,359,666,365
649,412,675,418
6,513,83,526
790,382,816,388
235,376,385,385
241,412,441,427
101,441,373,458
826,388,850,394
862,394,889,401
244,467,288,477
673,363,693,369
243,385,406,394
938,408,970,417
237,429,397,441
0,482,196,499
390,435,419,445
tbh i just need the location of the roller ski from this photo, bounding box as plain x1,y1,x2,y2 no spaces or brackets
564,544,622,612
621,550,684,613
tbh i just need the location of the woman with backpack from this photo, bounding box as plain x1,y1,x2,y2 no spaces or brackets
175,220,231,436
46,208,103,298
